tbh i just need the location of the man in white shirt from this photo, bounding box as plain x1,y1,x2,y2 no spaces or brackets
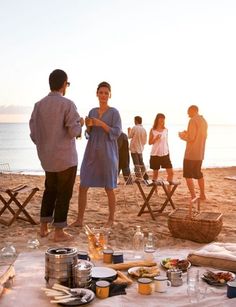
128,116,149,180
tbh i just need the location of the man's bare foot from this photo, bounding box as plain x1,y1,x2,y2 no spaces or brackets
39,222,49,237
70,220,83,228
53,231,74,242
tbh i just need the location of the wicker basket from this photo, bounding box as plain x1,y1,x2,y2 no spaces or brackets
167,198,223,243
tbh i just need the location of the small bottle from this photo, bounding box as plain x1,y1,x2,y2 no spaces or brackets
133,226,144,259
144,232,156,260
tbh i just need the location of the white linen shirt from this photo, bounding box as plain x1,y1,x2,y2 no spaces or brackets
128,124,147,153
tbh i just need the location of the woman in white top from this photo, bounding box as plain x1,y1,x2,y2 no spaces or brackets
148,113,173,183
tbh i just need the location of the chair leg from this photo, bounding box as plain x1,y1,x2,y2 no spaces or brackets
0,188,39,226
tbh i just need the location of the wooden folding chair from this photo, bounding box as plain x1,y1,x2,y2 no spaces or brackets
135,179,181,220
0,163,39,226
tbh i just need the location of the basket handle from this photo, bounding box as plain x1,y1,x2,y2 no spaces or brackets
189,197,201,218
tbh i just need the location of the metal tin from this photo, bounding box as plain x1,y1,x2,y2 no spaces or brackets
166,269,183,287
73,260,93,288
45,247,78,288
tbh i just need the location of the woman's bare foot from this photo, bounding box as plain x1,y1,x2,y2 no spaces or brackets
39,230,50,237
104,220,114,228
200,194,207,201
70,220,83,228
53,230,74,242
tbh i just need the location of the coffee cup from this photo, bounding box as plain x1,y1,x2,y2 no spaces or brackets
103,249,114,264
96,280,110,299
154,276,171,292
227,281,236,298
137,278,153,295
77,251,90,261
86,117,94,126
112,252,124,264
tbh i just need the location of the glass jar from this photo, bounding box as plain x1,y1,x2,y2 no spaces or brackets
0,242,17,264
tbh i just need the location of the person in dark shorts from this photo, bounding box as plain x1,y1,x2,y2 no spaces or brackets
148,113,173,187
179,105,208,200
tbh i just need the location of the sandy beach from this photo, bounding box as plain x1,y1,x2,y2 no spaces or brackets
0,167,236,254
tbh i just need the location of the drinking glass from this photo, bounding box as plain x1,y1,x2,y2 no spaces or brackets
187,283,207,303
27,238,40,249
187,269,200,286
0,242,17,264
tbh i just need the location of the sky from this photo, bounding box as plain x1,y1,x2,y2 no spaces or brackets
0,0,236,125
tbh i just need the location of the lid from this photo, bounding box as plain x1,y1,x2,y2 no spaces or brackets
77,251,88,256
96,280,110,287
113,251,123,256
75,260,93,270
227,281,236,287
45,247,77,258
92,267,117,280
138,277,152,284
103,249,114,254
154,276,168,281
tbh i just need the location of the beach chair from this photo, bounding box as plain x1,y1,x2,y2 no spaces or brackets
116,167,142,209
0,163,39,226
135,179,181,220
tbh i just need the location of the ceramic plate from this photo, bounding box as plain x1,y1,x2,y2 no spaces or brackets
58,289,95,306
160,258,191,272
91,266,117,281
128,266,159,278
201,270,235,287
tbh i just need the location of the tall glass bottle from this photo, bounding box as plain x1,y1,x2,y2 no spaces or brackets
144,232,156,260
132,226,144,259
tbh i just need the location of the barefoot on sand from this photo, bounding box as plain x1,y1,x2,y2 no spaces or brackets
70,220,83,228
53,231,74,242
39,230,50,238
39,223,50,237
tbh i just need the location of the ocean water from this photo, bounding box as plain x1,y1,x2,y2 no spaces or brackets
0,123,235,174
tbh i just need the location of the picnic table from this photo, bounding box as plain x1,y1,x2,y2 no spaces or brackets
1,248,235,307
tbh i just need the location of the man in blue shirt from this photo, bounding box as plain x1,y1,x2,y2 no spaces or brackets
30,69,84,241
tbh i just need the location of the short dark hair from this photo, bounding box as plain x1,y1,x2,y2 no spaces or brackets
49,69,68,91
97,81,111,93
188,105,199,113
134,116,142,124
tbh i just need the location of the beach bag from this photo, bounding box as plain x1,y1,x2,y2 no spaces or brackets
167,198,223,243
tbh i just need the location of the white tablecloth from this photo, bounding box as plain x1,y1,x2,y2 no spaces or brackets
1,248,236,307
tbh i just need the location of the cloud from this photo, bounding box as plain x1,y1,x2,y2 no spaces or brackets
0,105,32,114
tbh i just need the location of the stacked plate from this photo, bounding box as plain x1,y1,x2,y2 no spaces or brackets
73,260,94,288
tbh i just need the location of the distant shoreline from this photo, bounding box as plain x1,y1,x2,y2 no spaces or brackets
10,165,236,177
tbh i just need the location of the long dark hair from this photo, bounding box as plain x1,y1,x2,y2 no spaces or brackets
152,113,165,129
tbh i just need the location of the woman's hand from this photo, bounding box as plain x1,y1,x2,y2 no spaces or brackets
89,117,110,133
85,117,94,127
154,134,161,142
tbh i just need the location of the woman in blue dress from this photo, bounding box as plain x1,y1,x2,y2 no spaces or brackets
72,81,122,227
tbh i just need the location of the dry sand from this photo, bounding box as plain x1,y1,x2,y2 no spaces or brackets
0,167,236,255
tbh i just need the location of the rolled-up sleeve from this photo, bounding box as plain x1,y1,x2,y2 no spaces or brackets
108,109,122,141
65,102,82,138
29,106,37,144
